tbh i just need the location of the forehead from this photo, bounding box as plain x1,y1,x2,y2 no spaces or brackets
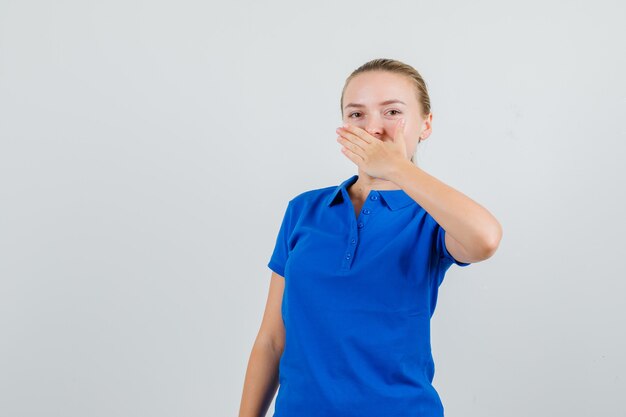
343,71,417,106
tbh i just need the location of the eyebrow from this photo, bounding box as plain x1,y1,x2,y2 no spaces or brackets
344,99,407,110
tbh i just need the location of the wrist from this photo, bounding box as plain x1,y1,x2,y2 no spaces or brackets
388,157,415,186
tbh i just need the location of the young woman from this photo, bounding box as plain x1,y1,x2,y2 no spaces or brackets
238,58,502,417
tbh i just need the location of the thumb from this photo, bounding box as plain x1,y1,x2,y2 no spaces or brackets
394,118,405,144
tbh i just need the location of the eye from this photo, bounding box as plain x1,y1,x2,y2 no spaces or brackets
387,109,402,116
348,112,361,118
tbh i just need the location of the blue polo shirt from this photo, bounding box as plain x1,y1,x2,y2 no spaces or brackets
267,174,470,417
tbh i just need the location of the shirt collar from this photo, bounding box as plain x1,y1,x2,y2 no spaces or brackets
325,174,415,211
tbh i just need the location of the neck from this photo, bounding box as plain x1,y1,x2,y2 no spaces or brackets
351,169,401,194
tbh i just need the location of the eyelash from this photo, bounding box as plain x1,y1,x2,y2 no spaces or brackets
348,110,402,118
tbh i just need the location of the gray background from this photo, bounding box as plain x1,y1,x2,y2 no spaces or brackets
1,0,624,416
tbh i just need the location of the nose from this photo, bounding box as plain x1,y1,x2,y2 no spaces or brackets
364,116,384,139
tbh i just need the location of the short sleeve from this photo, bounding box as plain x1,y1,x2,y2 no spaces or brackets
435,223,471,268
267,200,294,277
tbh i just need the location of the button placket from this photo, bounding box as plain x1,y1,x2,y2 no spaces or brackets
356,191,377,230
341,190,381,271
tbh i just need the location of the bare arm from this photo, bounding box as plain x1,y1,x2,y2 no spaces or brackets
238,272,286,417
390,159,503,264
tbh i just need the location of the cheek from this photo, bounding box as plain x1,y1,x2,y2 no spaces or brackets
350,120,367,129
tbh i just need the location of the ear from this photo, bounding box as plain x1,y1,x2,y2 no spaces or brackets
419,113,433,141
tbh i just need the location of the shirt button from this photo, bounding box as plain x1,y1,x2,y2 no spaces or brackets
346,253,351,259
370,195,378,200
357,222,364,228
362,208,370,215
351,239,356,244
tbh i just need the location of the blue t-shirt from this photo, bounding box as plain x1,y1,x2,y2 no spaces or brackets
267,174,471,417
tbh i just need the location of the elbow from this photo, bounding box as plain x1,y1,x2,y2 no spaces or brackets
481,222,503,259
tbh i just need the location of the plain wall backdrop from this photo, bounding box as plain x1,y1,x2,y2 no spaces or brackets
1,0,624,416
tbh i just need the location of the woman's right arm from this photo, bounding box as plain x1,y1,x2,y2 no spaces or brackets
238,271,286,417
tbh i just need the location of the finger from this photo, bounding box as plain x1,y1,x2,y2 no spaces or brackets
336,129,367,153
337,135,366,159
394,119,405,143
340,144,364,165
340,124,373,144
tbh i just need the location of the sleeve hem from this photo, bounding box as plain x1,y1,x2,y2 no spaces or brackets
268,260,285,277
441,230,471,267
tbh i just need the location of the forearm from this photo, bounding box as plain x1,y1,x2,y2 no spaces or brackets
389,159,502,258
238,338,283,417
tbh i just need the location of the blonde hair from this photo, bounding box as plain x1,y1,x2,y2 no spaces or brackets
340,58,431,164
